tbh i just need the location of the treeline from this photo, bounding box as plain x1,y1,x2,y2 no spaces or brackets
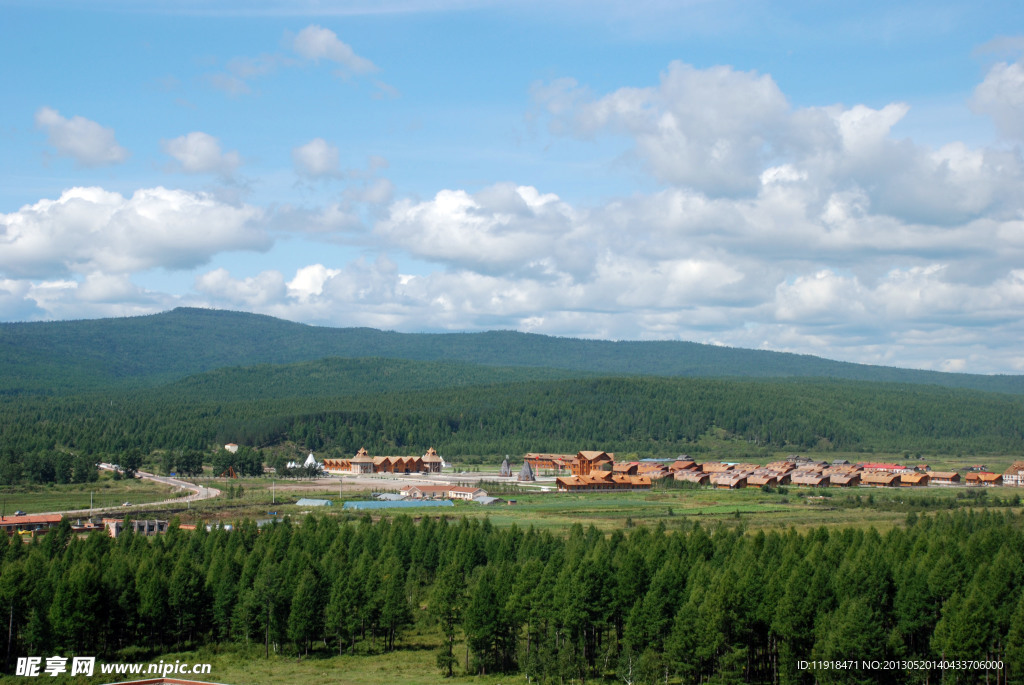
2,377,1024,471
4,511,1024,683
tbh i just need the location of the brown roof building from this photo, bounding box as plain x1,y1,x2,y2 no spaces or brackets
556,472,651,492
711,473,748,489
572,451,615,476
324,447,443,475
669,459,698,472
928,471,961,485
525,453,575,475
828,472,861,487
0,513,62,536
861,472,900,487
900,473,930,487
966,472,1002,486
674,471,710,485
1002,461,1024,487
790,472,829,487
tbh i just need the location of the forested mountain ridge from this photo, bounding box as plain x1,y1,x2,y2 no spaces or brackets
4,373,1024,460
3,306,1024,395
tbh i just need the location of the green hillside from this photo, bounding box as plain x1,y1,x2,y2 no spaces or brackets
4,369,1024,459
159,356,589,401
2,307,1024,394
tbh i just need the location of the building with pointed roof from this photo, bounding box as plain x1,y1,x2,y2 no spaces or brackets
518,461,535,481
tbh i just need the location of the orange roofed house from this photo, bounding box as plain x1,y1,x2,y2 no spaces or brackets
966,472,1003,486
571,451,615,476
1,514,62,536
556,471,651,492
525,453,576,475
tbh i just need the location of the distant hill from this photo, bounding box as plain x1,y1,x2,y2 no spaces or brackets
2,306,1023,394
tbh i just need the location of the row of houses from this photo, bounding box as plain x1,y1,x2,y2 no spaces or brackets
322,447,445,475
671,457,1015,489
530,451,666,491
536,452,1024,492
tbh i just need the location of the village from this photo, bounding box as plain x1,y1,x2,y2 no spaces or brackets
3,447,1024,540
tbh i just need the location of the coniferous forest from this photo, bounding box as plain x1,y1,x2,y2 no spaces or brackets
2,373,1024,485
3,511,1024,684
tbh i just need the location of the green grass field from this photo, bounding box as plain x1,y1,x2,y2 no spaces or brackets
0,475,186,515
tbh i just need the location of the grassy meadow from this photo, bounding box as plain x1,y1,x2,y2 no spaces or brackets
0,474,186,516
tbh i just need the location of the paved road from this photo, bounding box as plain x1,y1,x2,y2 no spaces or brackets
50,465,221,517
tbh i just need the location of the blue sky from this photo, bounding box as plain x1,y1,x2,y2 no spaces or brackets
3,0,1024,373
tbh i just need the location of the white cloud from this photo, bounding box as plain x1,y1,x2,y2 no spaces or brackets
376,183,585,276
290,24,376,75
972,59,1024,139
162,132,242,175
292,138,341,177
34,107,129,167
287,264,342,301
195,268,287,307
0,186,269,279
535,62,1024,226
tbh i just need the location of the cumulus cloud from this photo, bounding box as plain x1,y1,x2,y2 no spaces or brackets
377,183,586,276
534,61,1024,226
34,107,129,167
162,132,242,175
972,58,1024,139
0,186,270,279
195,268,287,307
290,24,376,75
292,137,341,177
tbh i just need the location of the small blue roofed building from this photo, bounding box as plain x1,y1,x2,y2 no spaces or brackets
295,498,333,507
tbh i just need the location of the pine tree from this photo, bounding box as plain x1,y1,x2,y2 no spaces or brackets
430,563,465,676
287,569,322,655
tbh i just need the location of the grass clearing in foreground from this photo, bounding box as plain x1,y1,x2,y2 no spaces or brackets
0,475,185,515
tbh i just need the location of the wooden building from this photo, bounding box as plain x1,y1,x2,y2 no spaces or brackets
555,472,651,492
612,462,640,476
966,472,1002,486
525,453,575,475
674,471,710,485
764,461,797,476
928,471,961,485
746,471,779,488
323,447,444,475
711,472,748,489
828,473,860,487
790,472,829,487
669,459,698,472
900,473,930,487
572,451,615,476
861,472,900,487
